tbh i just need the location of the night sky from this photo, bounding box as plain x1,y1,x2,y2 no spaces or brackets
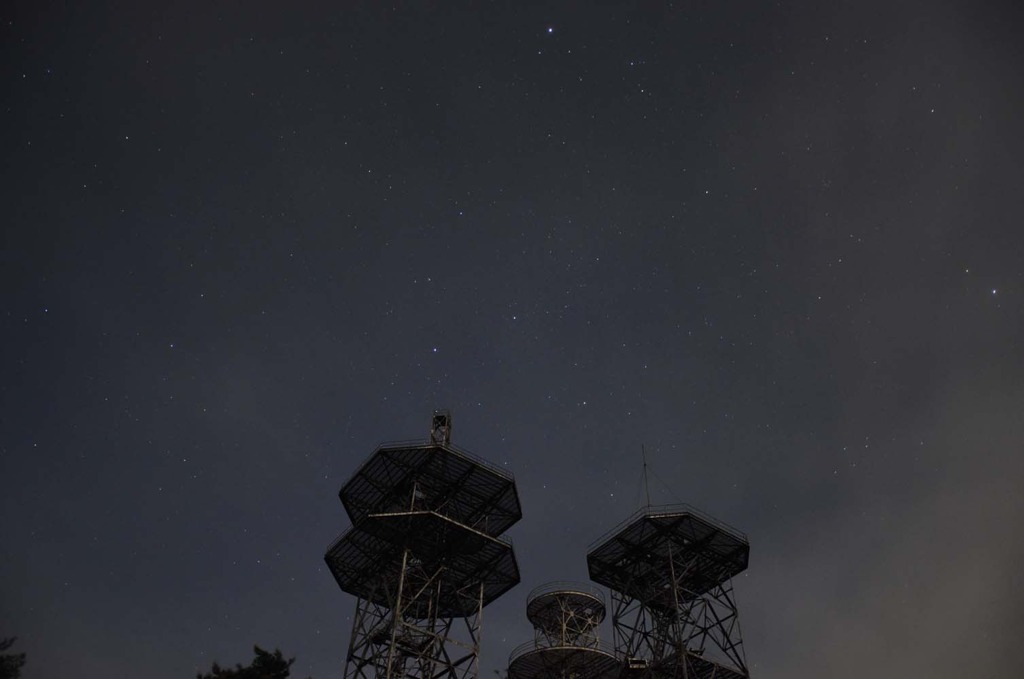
3,1,1024,677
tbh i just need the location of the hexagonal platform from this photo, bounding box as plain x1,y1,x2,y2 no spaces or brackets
324,513,520,618
587,505,749,608
508,643,620,679
339,442,521,537
663,651,749,679
526,582,606,640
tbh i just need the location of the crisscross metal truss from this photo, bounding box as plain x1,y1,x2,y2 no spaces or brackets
343,550,485,679
587,508,751,678
508,583,619,679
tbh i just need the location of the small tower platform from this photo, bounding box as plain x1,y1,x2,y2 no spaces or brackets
508,582,619,679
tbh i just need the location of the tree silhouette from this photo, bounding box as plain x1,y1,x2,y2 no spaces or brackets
196,645,295,679
0,637,26,679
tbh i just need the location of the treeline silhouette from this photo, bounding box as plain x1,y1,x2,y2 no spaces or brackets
0,637,26,679
197,645,306,679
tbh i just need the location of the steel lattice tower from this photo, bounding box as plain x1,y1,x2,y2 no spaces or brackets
507,582,619,679
325,412,522,679
587,505,751,679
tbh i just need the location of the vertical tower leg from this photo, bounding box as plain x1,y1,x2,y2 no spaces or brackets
674,582,747,675
432,582,482,679
610,589,672,671
345,593,393,679
342,557,489,679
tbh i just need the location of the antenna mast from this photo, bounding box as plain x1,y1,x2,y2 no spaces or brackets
641,445,651,507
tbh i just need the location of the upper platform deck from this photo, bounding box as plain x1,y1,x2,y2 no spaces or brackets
587,504,749,607
339,440,521,537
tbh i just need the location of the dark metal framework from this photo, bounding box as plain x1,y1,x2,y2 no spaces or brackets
587,505,751,679
508,582,619,679
325,413,522,679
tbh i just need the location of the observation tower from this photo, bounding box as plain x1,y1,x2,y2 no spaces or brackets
587,504,751,679
325,412,522,679
507,582,619,679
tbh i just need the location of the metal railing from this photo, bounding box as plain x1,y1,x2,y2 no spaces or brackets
508,638,617,665
586,503,747,551
344,438,516,481
527,581,606,606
